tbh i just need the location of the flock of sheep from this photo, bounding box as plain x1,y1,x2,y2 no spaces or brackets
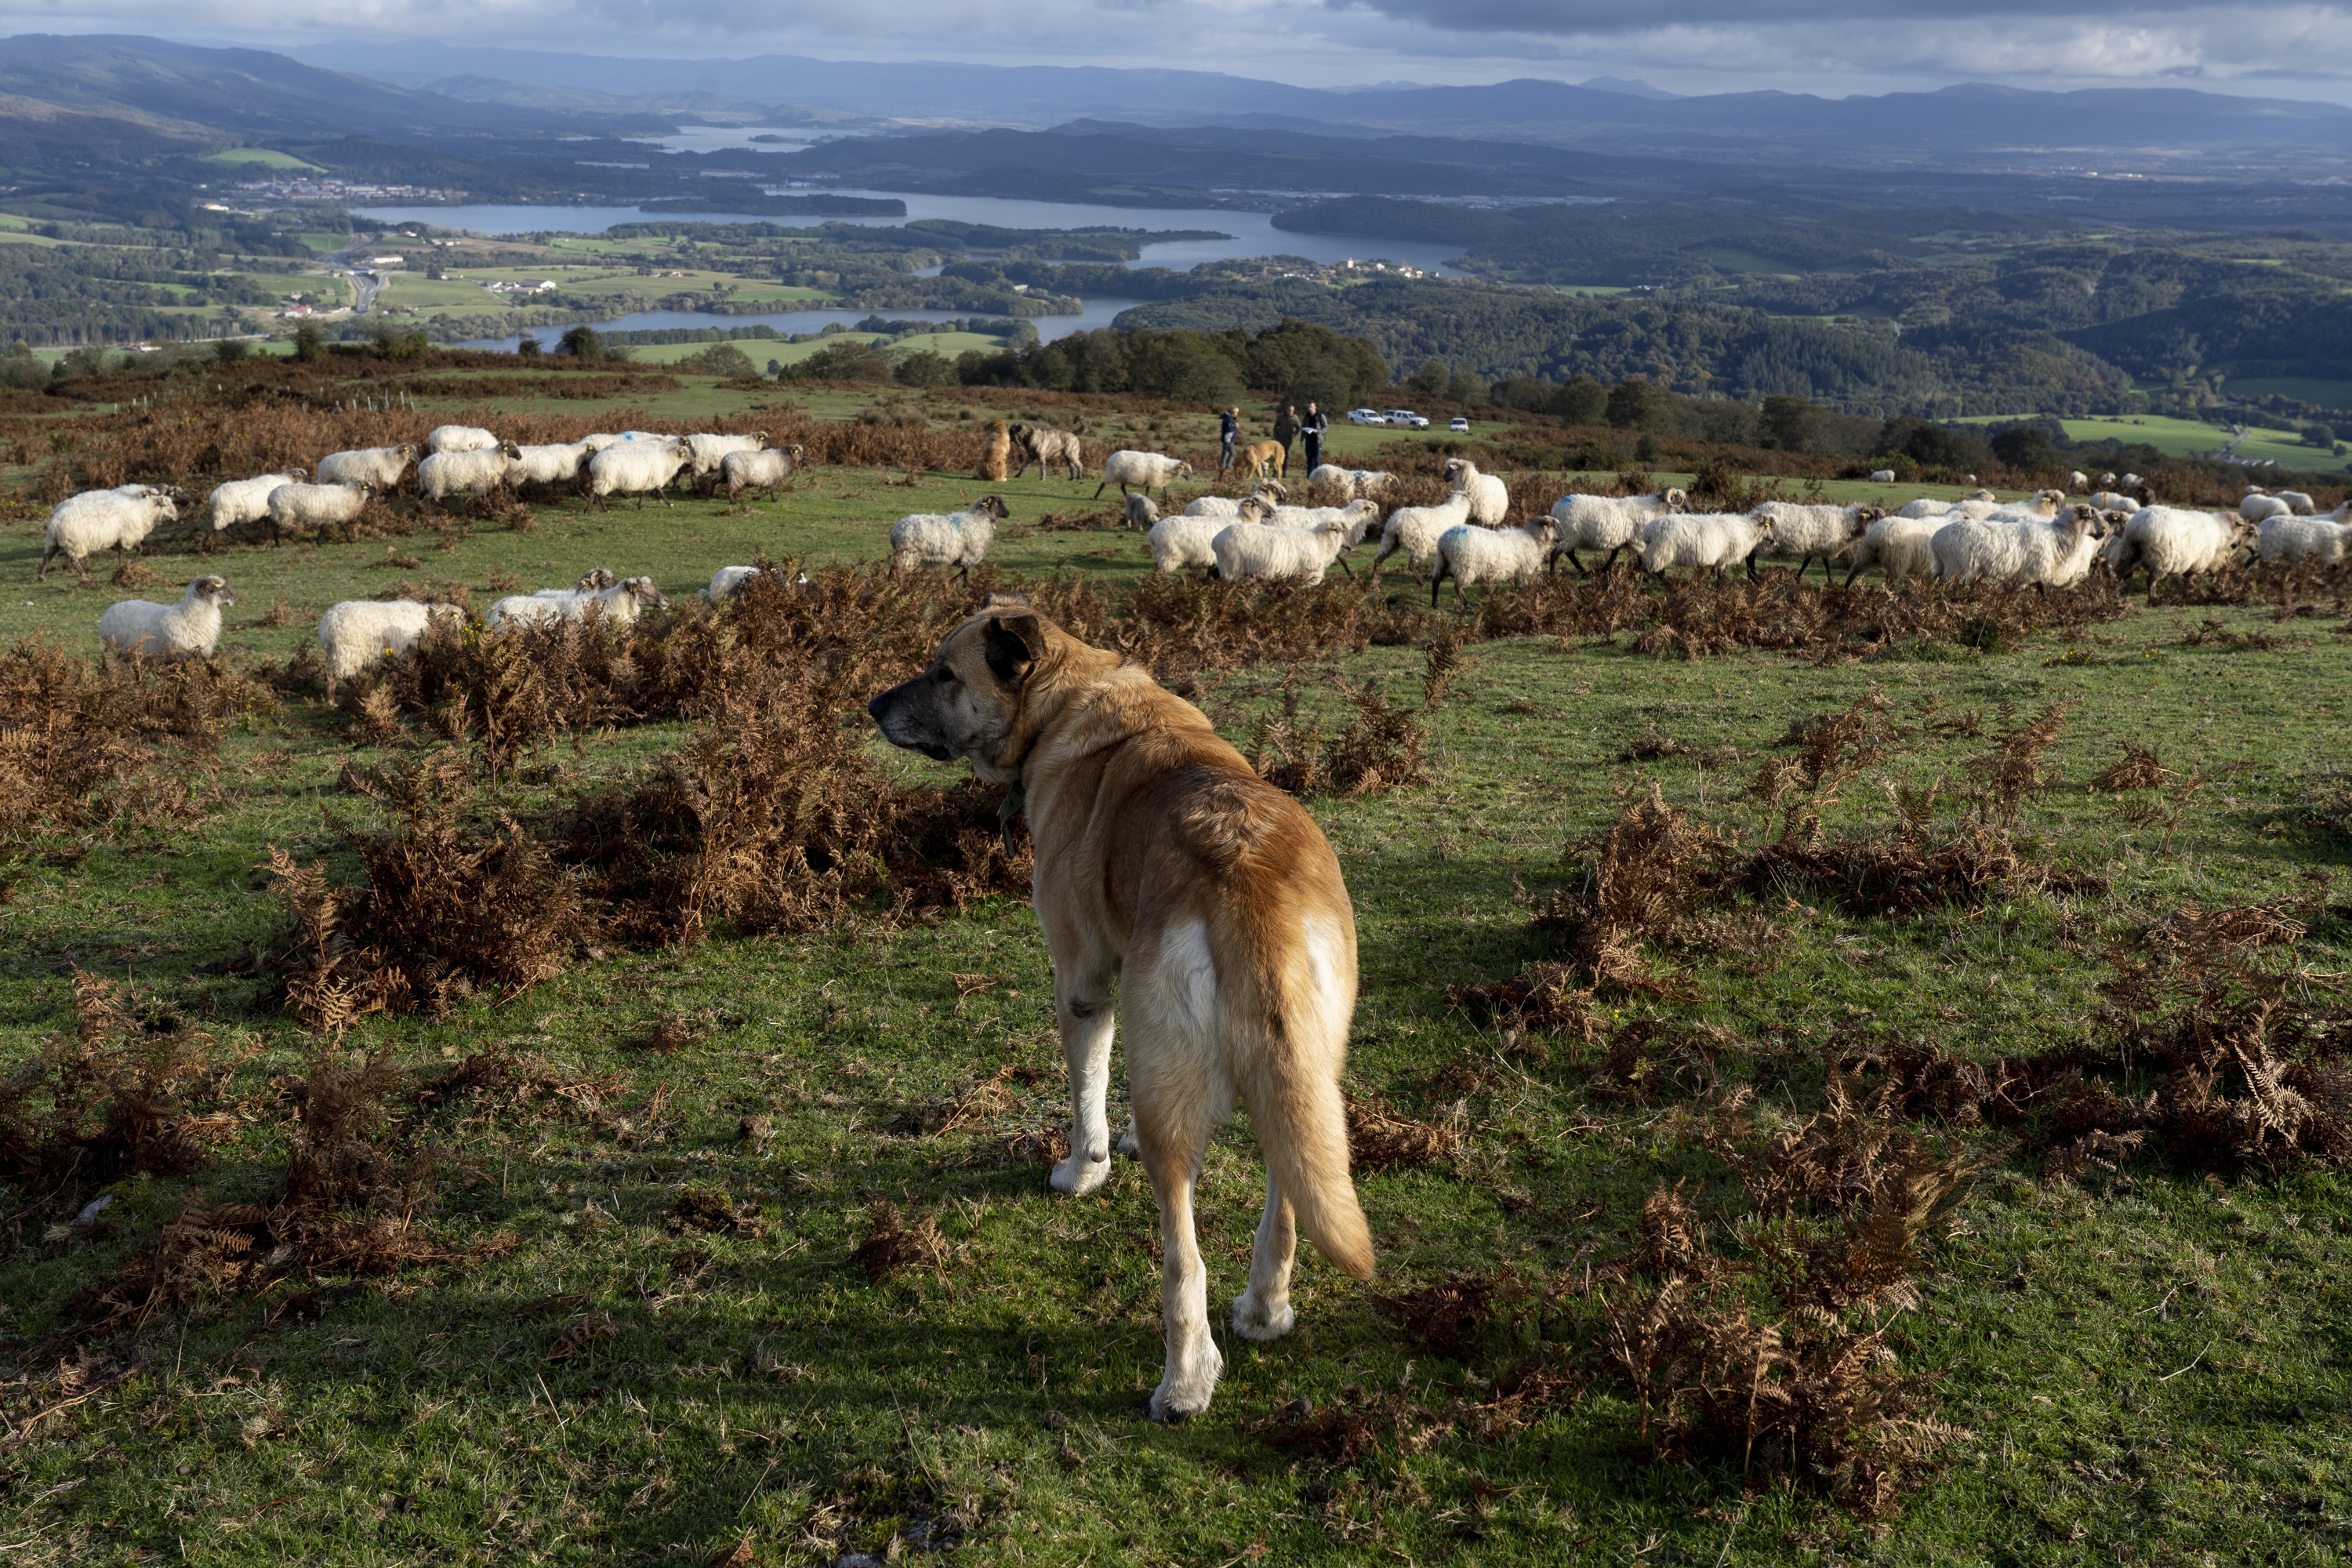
38,419,2352,677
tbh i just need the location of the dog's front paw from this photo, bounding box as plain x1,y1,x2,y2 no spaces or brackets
1149,1347,1225,1422
1049,1147,1110,1196
1231,1291,1295,1342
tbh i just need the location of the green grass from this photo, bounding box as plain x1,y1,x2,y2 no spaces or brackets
1959,412,2347,474
201,147,325,171
2223,376,2352,414
5,376,2352,1563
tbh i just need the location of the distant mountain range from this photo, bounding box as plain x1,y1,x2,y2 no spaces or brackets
285,38,2352,176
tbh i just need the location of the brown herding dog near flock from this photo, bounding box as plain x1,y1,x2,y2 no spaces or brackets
1239,440,1288,482
867,594,1374,1421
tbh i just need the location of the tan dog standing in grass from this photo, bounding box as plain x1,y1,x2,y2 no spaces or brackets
1239,439,1288,482
867,596,1374,1420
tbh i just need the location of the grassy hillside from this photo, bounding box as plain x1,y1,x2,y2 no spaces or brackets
5,359,2352,1568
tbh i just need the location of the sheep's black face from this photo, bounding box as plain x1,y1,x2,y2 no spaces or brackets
867,605,1045,781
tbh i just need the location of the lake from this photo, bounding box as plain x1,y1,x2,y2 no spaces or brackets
450,298,1148,354
354,191,1472,276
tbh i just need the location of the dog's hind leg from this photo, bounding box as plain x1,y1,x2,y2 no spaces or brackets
1049,981,1117,1198
1231,1171,1298,1341
1133,1076,1229,1422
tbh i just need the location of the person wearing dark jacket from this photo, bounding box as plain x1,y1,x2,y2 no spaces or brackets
1300,402,1328,474
1272,404,1300,458
1218,406,1240,477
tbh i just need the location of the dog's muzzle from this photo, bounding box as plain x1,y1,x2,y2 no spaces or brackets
867,684,956,763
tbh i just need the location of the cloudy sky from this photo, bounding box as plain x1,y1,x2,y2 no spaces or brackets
6,0,2351,102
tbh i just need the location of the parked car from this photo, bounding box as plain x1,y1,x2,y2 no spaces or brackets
1346,408,1388,426
1449,416,1472,433
1385,408,1429,429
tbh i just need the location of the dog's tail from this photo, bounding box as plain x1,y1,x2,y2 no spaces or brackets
1235,924,1375,1283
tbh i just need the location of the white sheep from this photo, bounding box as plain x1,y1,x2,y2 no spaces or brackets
720,445,800,499
1932,507,2105,590
2240,492,2293,523
1370,492,1474,577
1307,466,1393,502
2120,473,2143,490
2278,490,2319,515
1183,482,1287,517
1094,451,1192,499
511,441,597,493
426,424,499,455
1897,498,1955,520
267,481,375,544
317,597,463,699
100,575,234,659
1978,489,2068,524
2068,470,2089,491
2106,506,2255,593
2255,513,2350,568
1870,469,1897,485
1210,517,1352,586
1149,496,1270,573
586,441,692,509
419,444,524,503
891,495,1011,581
205,470,305,533
1123,493,1161,531
1268,498,1383,546
2085,491,2139,512
1428,518,1556,603
487,576,668,630
1639,512,1769,579
1444,457,1509,527
1548,488,1686,575
39,488,181,579
686,430,770,485
317,445,416,492
2100,473,2118,487
1747,501,1881,581
1842,515,1944,586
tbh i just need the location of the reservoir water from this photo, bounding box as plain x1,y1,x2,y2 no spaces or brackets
354,191,1472,275
450,297,1147,354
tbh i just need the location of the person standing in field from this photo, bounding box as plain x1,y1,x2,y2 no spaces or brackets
1272,403,1300,462
1300,402,1328,474
1218,406,1240,477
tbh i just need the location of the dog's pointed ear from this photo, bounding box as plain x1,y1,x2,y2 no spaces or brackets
984,612,1046,687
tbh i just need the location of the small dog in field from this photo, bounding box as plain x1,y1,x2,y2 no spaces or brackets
867,594,1374,1421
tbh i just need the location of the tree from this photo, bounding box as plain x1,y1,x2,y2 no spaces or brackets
1405,358,1450,400
1557,376,1607,426
1989,424,2060,470
213,337,249,364
785,338,892,383
680,342,758,378
1606,377,1664,430
1760,394,1818,453
894,350,956,387
290,323,327,361
0,340,45,390
559,325,605,362
517,334,543,360
1447,368,1489,405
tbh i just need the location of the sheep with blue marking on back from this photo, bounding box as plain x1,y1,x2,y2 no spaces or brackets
1429,517,1555,603
891,495,1011,582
